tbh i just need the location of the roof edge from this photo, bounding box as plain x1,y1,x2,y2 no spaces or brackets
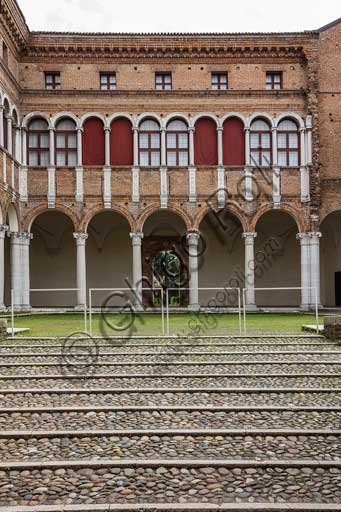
29,30,319,37
318,18,341,32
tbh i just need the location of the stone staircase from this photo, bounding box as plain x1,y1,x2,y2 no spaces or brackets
0,336,340,511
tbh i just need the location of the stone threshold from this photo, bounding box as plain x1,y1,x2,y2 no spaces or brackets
1,502,341,511
1,459,341,471
0,428,340,439
4,334,324,340
1,373,340,379
1,360,341,367
0,387,339,394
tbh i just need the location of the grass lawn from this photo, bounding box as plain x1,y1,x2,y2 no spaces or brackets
0,312,324,337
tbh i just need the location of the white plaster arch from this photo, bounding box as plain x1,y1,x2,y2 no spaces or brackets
164,112,190,127
107,112,135,129
137,112,163,128
191,112,220,128
221,112,247,127
11,105,21,125
2,95,11,113
51,112,81,129
247,112,275,129
7,205,19,232
274,112,305,130
79,112,106,128
22,112,52,129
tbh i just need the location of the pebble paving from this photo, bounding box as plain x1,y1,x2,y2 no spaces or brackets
0,335,340,508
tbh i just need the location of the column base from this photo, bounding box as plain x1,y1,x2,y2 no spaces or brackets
74,305,86,312
132,303,145,313
187,304,200,312
245,304,259,312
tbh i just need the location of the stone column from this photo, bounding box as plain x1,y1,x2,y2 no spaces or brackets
309,232,322,307
104,127,111,167
272,127,278,166
10,232,32,310
189,128,195,166
21,233,33,310
187,230,200,311
244,127,251,166
297,233,311,309
133,127,139,166
21,128,27,166
73,233,88,309
49,128,55,167
76,128,83,167
15,127,21,163
243,232,257,309
7,116,13,155
161,128,166,167
0,106,4,147
130,232,144,309
0,225,9,310
217,127,223,166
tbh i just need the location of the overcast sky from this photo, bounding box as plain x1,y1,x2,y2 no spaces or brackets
17,0,340,33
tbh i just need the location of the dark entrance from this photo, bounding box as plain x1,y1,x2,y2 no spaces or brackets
335,272,341,306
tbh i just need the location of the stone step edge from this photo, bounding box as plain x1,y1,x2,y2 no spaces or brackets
1,350,341,357
1,405,339,413
6,334,324,340
2,361,341,367
0,342,331,349
1,503,341,511
1,373,340,380
1,428,340,439
0,387,338,394
1,459,341,470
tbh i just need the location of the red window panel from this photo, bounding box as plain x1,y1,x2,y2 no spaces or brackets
110,118,133,166
83,118,105,166
194,117,218,166
223,117,245,166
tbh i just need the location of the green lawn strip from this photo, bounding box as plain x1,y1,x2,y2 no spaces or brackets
1,312,323,337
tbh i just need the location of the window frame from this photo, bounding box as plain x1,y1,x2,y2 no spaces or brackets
155,72,172,91
277,120,300,167
166,123,189,167
139,122,161,167
211,72,228,90
45,72,61,90
27,121,50,167
250,120,272,167
55,122,77,167
100,72,117,91
266,71,283,90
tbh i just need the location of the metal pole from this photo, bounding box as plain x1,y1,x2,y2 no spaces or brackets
161,288,165,336
243,288,247,333
89,289,92,337
314,287,319,334
11,289,14,338
238,289,242,335
166,289,169,336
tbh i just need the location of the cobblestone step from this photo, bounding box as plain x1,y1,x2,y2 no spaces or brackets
0,363,340,377
0,460,340,507
1,376,340,390
0,389,338,408
0,430,340,462
0,409,339,431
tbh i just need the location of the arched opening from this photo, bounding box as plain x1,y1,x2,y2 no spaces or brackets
142,210,188,306
30,211,76,307
139,119,160,166
166,119,189,167
110,117,133,166
199,209,244,307
82,117,105,166
194,117,218,166
55,118,77,167
321,211,341,307
277,118,300,167
27,117,50,167
250,118,272,167
87,211,132,306
255,210,300,306
223,117,245,166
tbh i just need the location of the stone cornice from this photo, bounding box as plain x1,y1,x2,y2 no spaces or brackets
0,0,29,53
22,45,307,61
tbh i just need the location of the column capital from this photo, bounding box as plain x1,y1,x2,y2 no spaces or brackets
9,232,33,242
104,126,111,133
133,126,139,132
130,232,144,246
271,126,277,132
0,224,9,234
186,229,200,244
216,126,223,132
48,126,55,132
76,127,84,133
244,126,250,132
309,231,322,240
296,232,310,243
73,232,88,245
242,232,257,242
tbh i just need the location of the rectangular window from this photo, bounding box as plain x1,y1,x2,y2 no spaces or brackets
100,72,116,91
45,72,61,90
211,72,228,90
266,72,283,90
155,72,172,90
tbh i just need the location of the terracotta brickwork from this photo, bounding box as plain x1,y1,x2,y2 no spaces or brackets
0,2,340,240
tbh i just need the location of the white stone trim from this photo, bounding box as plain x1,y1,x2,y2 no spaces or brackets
75,166,84,203
160,166,168,208
188,166,196,203
103,165,111,208
47,166,56,208
132,166,140,203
